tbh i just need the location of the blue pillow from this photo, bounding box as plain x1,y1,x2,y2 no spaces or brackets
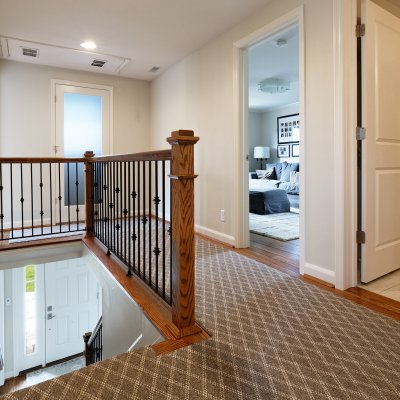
266,162,287,180
280,163,292,182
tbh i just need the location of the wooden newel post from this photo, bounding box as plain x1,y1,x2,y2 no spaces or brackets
167,130,200,337
84,151,95,237
83,332,92,366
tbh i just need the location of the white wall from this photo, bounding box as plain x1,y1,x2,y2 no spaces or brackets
83,248,163,359
0,60,150,157
150,0,336,276
260,103,300,164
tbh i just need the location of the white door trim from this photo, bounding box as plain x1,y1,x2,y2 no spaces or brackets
233,6,306,273
50,79,114,157
333,0,358,289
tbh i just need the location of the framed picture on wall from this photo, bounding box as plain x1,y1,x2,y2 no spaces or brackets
292,143,299,157
277,113,300,144
277,144,290,158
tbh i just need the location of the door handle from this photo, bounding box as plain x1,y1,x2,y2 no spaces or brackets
47,313,56,320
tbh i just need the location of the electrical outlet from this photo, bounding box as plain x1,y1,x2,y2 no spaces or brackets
220,209,225,222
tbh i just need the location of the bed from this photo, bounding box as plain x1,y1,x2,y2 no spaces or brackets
249,180,290,215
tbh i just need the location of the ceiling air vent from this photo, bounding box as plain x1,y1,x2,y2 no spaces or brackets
149,66,160,73
22,47,39,57
91,59,106,67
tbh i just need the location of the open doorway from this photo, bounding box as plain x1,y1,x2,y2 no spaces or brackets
247,24,300,271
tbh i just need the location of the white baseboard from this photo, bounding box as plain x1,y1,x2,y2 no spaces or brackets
195,224,235,246
303,262,335,285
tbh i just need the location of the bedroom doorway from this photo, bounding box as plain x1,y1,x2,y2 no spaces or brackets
247,24,300,272
234,8,304,274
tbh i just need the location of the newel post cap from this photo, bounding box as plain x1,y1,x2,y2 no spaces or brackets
167,130,199,145
84,151,95,158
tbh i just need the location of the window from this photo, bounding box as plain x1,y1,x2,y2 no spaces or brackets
24,265,37,355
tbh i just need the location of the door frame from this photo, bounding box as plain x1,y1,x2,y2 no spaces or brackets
333,0,358,289
233,6,306,273
50,80,114,158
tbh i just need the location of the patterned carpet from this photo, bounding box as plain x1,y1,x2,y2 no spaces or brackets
2,238,400,399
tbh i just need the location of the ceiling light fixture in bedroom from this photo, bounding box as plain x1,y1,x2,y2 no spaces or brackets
258,78,290,94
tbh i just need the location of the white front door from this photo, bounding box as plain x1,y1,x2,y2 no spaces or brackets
45,259,99,363
53,82,112,223
361,0,400,282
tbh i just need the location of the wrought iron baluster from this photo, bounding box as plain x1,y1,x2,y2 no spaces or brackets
148,160,152,289
75,162,79,230
67,163,71,231
58,163,62,232
30,164,33,236
123,162,127,265
39,163,43,235
142,160,146,281
162,160,166,299
132,162,136,275
155,161,160,294
127,161,132,275
10,164,14,238
115,161,119,256
20,163,24,236
169,170,172,305
137,161,141,276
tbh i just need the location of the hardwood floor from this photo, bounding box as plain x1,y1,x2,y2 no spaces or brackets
234,232,400,320
236,233,299,278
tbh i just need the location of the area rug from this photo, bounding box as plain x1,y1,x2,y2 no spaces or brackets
249,212,299,241
3,238,400,400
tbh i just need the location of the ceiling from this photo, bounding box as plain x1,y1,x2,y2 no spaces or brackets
248,25,299,112
0,0,272,81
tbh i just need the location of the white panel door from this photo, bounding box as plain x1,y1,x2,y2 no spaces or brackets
45,259,99,363
361,0,400,282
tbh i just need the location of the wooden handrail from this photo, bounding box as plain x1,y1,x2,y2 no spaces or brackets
0,157,85,164
88,149,172,163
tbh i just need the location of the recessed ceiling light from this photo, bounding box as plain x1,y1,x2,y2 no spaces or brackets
80,41,97,50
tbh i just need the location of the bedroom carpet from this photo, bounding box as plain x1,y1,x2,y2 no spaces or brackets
249,212,299,241
2,238,400,400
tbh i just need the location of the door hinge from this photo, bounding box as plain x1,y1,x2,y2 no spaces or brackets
356,23,365,37
356,126,366,141
356,230,366,244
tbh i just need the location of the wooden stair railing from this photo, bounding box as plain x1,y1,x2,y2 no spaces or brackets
84,130,200,339
83,316,103,366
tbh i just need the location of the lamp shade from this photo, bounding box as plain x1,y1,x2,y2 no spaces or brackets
254,146,270,159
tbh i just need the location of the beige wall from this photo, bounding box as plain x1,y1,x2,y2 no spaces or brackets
150,0,336,276
0,60,150,157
